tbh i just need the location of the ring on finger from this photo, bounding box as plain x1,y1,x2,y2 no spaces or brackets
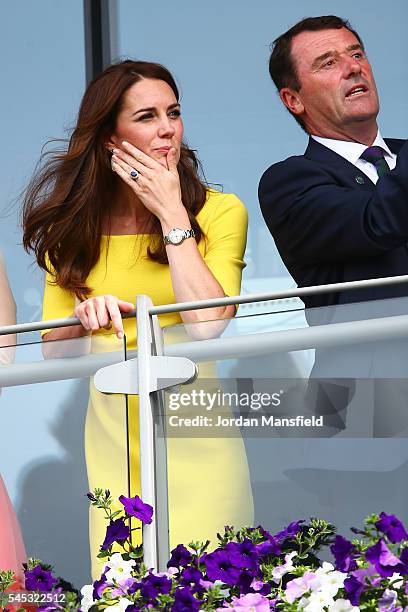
130,168,140,181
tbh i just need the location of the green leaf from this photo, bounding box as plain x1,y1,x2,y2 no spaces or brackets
109,510,123,519
97,549,111,558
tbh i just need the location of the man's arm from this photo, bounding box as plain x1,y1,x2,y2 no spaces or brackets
258,140,408,267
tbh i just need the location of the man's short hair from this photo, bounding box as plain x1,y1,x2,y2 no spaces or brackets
269,15,364,129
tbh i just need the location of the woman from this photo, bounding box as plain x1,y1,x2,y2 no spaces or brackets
23,60,253,575
0,253,27,586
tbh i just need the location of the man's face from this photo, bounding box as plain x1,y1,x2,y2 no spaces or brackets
285,27,379,139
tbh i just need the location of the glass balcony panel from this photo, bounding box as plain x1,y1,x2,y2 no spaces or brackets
160,296,408,552
0,331,131,588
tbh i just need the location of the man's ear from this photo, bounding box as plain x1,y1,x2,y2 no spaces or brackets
279,88,305,117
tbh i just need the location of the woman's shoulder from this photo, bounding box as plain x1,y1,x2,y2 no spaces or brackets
198,188,247,222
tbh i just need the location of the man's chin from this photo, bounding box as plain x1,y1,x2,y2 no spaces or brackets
344,105,379,122
343,110,378,125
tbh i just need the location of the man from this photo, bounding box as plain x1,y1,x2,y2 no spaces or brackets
259,15,408,311
258,16,408,434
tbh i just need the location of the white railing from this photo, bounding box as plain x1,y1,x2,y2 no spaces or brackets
2,273,408,570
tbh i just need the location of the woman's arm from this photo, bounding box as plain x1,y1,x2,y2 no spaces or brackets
112,143,246,325
0,255,16,364
161,206,236,323
41,323,90,358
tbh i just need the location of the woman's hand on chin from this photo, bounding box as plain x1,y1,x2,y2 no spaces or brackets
111,141,184,222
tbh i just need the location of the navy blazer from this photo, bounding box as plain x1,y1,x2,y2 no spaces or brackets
259,137,408,309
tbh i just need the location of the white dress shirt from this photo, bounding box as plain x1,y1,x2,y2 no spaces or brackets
312,131,397,184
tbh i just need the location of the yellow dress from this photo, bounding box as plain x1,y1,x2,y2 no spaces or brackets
42,189,254,575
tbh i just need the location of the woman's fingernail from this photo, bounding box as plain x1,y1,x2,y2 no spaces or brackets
118,331,124,339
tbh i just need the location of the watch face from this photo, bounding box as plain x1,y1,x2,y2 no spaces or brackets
168,228,184,244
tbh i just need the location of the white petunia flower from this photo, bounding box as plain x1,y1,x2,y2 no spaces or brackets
298,595,310,609
389,573,404,589
108,597,133,611
156,566,178,578
285,572,316,603
302,590,335,612
272,551,297,582
328,598,360,612
315,562,335,575
312,569,347,598
105,553,136,583
80,584,95,612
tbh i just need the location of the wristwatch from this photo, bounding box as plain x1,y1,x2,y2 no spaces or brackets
163,228,195,245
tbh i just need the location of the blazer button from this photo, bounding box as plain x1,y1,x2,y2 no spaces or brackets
355,175,365,184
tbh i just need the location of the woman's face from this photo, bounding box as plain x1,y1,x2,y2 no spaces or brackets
110,78,183,168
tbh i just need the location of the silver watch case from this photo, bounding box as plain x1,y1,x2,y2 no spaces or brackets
164,228,195,245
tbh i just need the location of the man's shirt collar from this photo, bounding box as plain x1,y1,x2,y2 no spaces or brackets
312,131,394,165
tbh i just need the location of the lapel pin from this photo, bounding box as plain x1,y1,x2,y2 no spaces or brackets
355,175,365,184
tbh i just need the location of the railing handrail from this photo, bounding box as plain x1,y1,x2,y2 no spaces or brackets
1,273,408,335
2,312,408,387
149,274,408,315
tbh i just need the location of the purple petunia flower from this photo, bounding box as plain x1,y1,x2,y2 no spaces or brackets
167,544,192,569
366,540,407,577
344,575,366,606
139,572,172,600
376,513,408,544
218,592,271,611
255,538,281,558
330,535,357,572
225,539,259,569
378,588,402,612
274,520,304,542
93,572,108,599
119,494,153,524
111,577,139,597
352,565,381,586
172,586,201,611
181,566,203,585
274,520,305,543
204,550,242,585
247,577,271,597
101,518,130,550
25,565,57,592
237,572,255,595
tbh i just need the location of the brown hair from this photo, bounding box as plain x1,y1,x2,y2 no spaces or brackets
22,60,207,300
268,16,364,130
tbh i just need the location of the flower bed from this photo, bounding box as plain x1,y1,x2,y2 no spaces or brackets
2,489,408,611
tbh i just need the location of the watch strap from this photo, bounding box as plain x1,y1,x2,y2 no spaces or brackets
164,228,195,245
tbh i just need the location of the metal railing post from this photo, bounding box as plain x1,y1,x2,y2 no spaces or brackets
136,295,174,570
136,295,158,568
150,309,170,571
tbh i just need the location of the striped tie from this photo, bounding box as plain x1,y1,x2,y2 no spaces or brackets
360,146,390,177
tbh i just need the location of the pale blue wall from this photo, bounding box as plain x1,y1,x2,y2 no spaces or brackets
0,0,86,324
0,0,88,587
